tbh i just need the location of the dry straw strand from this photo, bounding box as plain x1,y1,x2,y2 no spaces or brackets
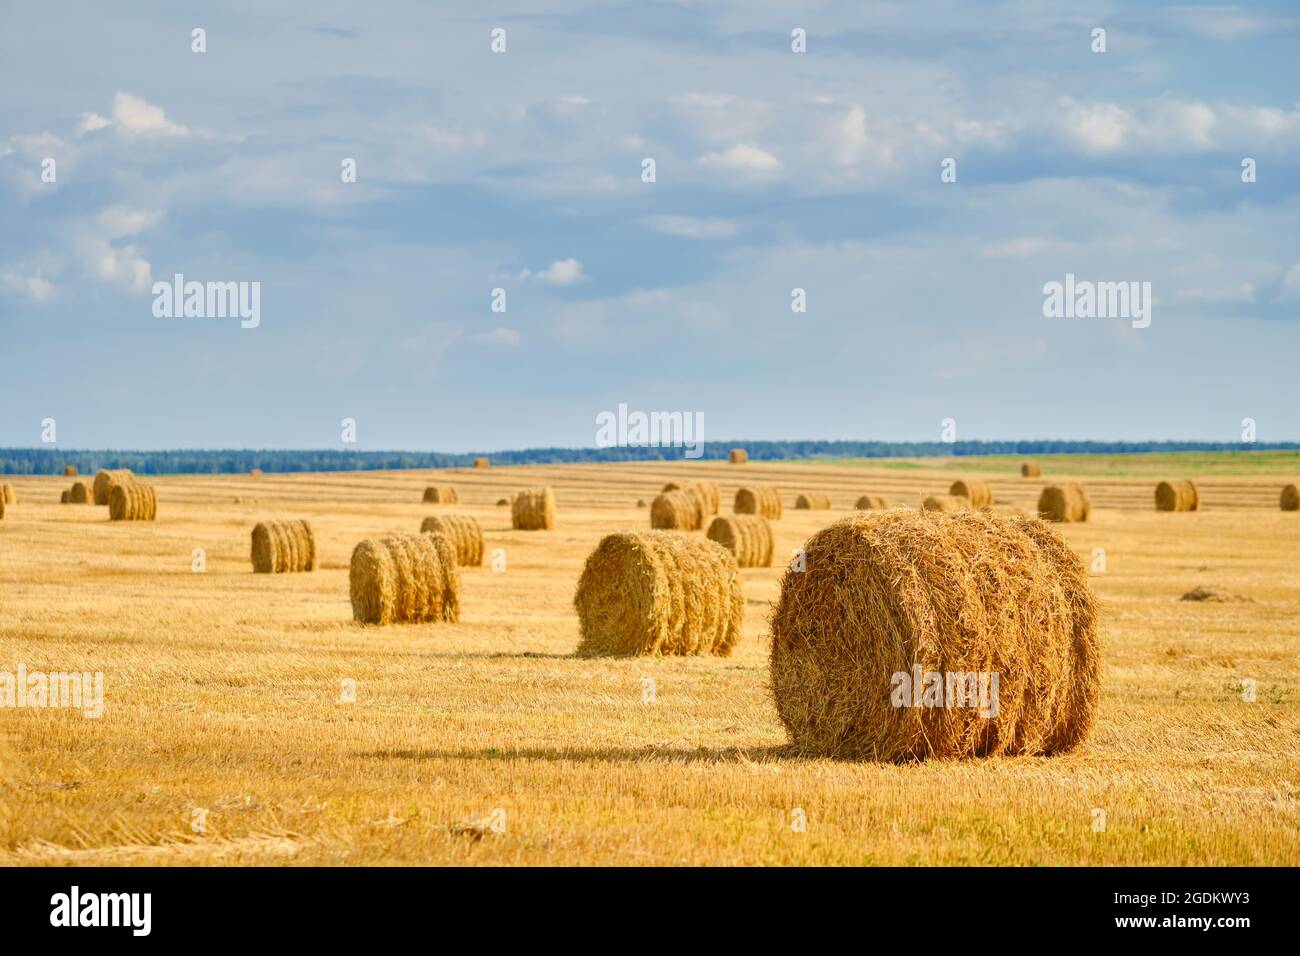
1281,483,1300,511
855,494,890,510
769,509,1099,760
250,520,317,573
422,485,459,504
948,479,992,509
734,486,782,519
574,531,744,657
1020,462,1041,478
511,487,557,530
108,482,157,521
349,532,460,625
1037,482,1091,522
420,514,484,566
93,469,135,505
1155,479,1199,512
795,492,832,510
729,449,748,464
706,515,774,567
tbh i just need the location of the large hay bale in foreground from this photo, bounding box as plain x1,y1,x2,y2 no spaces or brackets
64,465,78,477
1037,482,1090,522
735,486,781,519
420,514,484,566
69,481,93,504
651,490,703,530
349,532,461,624
93,469,135,506
473,457,490,468
855,494,890,510
729,449,748,464
250,520,317,573
108,482,157,521
922,494,967,513
422,484,459,504
1281,483,1300,511
663,480,719,515
770,510,1099,760
573,531,744,656
949,479,992,509
511,487,556,530
795,492,832,510
1020,462,1041,478
706,515,773,567
1155,479,1199,512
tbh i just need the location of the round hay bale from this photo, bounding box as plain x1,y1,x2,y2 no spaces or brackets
795,492,832,510
420,514,484,566
729,449,748,464
948,479,992,509
349,532,461,625
69,481,93,504
663,480,719,515
1281,483,1300,511
249,467,264,477
2,483,15,505
855,494,890,510
64,465,78,477
0,494,4,519
496,498,510,507
1155,479,1199,512
1037,482,1090,522
635,499,647,508
511,487,556,530
706,515,773,567
60,490,70,504
422,484,459,504
651,490,703,530
735,486,782,519
250,520,317,573
108,482,157,521
473,457,490,468
1020,462,1041,478
573,531,744,656
922,494,966,513
93,469,135,506
769,510,1099,760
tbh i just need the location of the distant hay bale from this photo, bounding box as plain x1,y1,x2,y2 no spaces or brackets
573,531,744,656
1155,479,1199,512
706,515,773,568
769,509,1100,760
1020,462,1041,478
795,492,832,510
93,469,135,505
497,498,510,507
1281,483,1300,511
735,486,782,519
949,479,992,508
473,457,490,468
420,514,484,566
64,465,77,477
511,487,557,530
855,494,890,510
60,490,70,504
1037,482,1091,522
922,494,966,513
69,481,93,504
108,482,157,521
249,468,263,477
349,532,461,625
651,490,703,530
729,449,748,464
2,483,14,505
662,480,719,515
250,520,317,573
636,499,647,508
422,484,459,504
0,494,4,519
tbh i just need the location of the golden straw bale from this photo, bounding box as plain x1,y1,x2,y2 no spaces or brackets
249,468,263,477
795,493,832,510
0,495,4,519
949,479,992,509
69,481,93,504
250,520,317,573
2,483,14,505
1037,482,1091,522
769,509,1099,760
473,457,490,468
651,491,703,530
93,469,135,505
1281,483,1300,511
512,487,557,530
1155,479,1199,512
108,482,157,521
706,515,773,568
64,465,77,477
734,486,782,519
496,498,510,507
922,495,967,513
422,485,459,504
855,494,890,510
420,514,484,566
729,449,748,464
574,531,744,656
60,490,70,504
663,480,719,515
349,532,461,625
1021,462,1041,478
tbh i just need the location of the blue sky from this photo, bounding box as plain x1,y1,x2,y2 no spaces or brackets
2,1,1298,450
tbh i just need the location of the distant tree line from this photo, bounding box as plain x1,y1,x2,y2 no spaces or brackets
1,440,1297,476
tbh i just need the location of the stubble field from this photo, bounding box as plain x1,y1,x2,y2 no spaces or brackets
1,454,1297,865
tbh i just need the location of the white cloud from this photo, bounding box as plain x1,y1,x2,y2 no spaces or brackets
97,207,161,238
670,93,769,144
76,112,111,135
980,238,1074,259
469,327,521,347
79,237,152,293
1167,5,1297,39
1057,99,1133,154
521,258,587,285
1281,264,1300,300
2,272,56,303
648,214,736,239
111,92,190,137
697,143,781,173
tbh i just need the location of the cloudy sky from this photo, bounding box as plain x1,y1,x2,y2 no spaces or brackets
2,1,1297,450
